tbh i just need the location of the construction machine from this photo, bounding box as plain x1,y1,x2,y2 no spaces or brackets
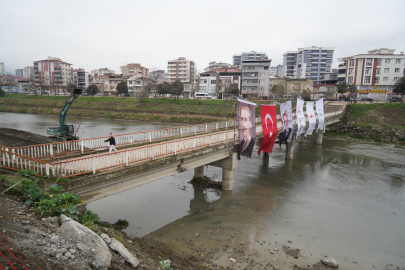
47,88,82,141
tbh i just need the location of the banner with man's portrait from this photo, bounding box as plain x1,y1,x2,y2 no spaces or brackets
237,98,256,159
316,99,324,133
258,105,278,156
296,98,306,139
279,101,293,147
305,101,316,137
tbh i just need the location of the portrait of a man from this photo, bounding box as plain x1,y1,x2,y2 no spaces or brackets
279,101,293,147
237,99,256,159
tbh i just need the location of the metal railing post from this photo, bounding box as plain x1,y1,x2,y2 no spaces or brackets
125,151,128,166
174,142,177,155
81,141,84,154
92,158,95,174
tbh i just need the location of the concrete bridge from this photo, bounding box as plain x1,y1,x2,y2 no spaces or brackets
0,102,347,202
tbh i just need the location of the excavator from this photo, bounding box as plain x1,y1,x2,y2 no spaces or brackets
47,88,82,141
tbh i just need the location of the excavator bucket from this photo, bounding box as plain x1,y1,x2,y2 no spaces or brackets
71,88,82,97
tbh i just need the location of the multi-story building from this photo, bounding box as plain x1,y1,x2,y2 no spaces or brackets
241,59,271,98
90,68,115,77
24,66,34,80
283,46,334,82
127,75,157,96
167,57,196,97
92,74,125,96
204,61,236,72
233,51,268,69
197,69,242,99
72,69,89,90
338,48,405,100
270,64,283,76
120,63,149,77
15,69,25,77
33,57,72,92
0,62,4,76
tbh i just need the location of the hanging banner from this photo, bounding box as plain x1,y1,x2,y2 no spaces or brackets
305,101,316,137
279,100,293,147
316,99,324,133
237,98,256,159
258,105,278,156
296,98,306,139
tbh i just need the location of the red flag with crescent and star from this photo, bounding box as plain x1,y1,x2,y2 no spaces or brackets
258,105,278,156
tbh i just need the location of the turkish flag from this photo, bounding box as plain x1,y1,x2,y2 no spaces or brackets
258,105,278,156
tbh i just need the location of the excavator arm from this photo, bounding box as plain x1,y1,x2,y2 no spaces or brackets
60,88,82,136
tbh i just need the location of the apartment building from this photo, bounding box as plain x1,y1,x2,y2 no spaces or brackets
0,62,4,76
338,48,405,99
204,61,236,72
233,52,268,69
90,68,115,77
33,57,72,92
72,69,89,90
120,63,149,77
15,69,25,77
241,59,271,98
92,74,125,96
270,64,283,76
197,69,242,99
149,70,168,84
127,75,157,96
167,57,196,97
24,66,34,80
282,46,334,82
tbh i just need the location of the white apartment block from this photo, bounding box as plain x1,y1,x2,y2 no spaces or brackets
72,69,90,90
241,59,271,98
90,68,115,77
15,69,25,77
338,48,405,99
233,51,268,69
283,46,334,82
270,64,283,76
167,57,196,97
0,62,4,76
33,57,72,91
24,66,34,80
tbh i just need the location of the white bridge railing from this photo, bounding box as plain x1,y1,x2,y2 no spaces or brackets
0,108,344,178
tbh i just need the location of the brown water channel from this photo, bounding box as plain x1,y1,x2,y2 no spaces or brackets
88,138,405,269
1,112,404,269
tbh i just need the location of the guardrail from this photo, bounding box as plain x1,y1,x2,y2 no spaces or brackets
0,108,345,178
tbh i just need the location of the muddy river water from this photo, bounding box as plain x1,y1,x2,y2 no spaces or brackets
1,112,404,269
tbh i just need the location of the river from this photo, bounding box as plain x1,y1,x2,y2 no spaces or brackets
1,112,404,269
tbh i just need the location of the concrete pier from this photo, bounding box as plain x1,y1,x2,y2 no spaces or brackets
298,133,305,143
222,169,233,190
285,137,295,160
209,153,237,191
316,127,325,145
194,166,204,178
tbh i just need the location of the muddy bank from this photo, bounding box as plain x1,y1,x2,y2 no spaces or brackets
0,128,61,147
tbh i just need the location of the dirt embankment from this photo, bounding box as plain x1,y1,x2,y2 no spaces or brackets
0,128,61,147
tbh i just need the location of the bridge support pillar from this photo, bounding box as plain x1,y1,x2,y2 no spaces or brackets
222,169,233,191
264,152,270,157
194,166,204,178
316,127,325,145
285,137,295,160
298,133,305,143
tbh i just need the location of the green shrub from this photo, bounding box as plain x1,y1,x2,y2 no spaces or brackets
351,134,365,140
159,260,171,270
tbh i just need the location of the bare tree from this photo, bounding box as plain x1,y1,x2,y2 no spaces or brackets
137,86,149,103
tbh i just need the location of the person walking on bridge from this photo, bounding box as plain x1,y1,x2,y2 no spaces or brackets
105,133,117,153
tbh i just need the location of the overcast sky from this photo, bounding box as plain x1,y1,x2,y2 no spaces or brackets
1,0,404,74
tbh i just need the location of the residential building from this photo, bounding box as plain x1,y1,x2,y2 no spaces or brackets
127,75,157,96
233,52,268,69
204,61,236,72
90,68,115,77
270,64,283,76
92,74,125,96
149,70,168,84
120,63,149,77
282,46,335,82
167,57,196,98
0,75,30,94
338,48,405,100
269,76,291,93
241,59,271,98
72,69,90,90
278,78,314,97
33,57,72,93
215,68,242,99
197,71,219,98
24,66,34,80
313,72,338,99
15,69,25,77
0,62,4,76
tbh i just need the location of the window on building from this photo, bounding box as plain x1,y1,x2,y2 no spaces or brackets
377,59,381,66
366,59,373,66
384,68,390,73
365,67,372,75
394,77,399,81
348,69,354,75
349,60,355,66
348,77,353,83
376,68,381,74
383,77,388,82
395,68,400,72
364,77,371,83
200,79,207,84
396,59,401,64
129,81,132,84
385,59,391,64
375,77,379,83
210,80,216,84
